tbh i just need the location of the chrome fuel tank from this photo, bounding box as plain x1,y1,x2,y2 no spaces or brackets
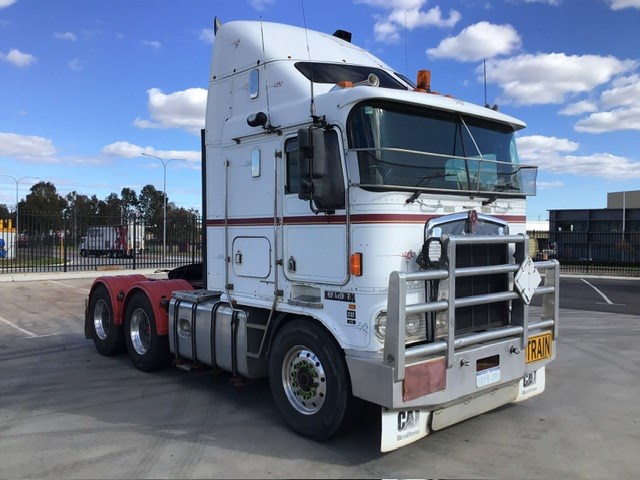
168,290,268,378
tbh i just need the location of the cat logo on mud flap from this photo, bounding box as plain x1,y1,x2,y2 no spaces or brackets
398,410,420,431
381,408,430,452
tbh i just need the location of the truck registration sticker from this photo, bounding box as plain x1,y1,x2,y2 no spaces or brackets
324,290,355,302
476,366,501,388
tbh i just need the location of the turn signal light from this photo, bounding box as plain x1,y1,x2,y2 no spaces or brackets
350,252,363,276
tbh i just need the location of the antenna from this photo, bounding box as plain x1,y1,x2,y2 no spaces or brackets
483,58,488,107
301,0,316,118
404,11,408,77
259,17,273,121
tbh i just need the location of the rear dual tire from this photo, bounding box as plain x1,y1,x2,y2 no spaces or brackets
124,291,172,372
88,285,125,356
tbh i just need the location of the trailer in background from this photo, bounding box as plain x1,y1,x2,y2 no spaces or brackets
80,224,145,258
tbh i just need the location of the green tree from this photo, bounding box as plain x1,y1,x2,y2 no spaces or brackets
18,181,68,239
0,203,11,220
20,181,68,215
99,192,123,219
138,184,164,239
121,187,139,219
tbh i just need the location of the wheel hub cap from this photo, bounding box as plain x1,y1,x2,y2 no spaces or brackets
282,347,327,415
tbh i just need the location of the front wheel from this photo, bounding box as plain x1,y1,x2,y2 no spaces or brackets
124,291,172,372
268,320,360,440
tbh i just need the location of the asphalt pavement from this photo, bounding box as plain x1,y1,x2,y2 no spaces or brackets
0,270,639,478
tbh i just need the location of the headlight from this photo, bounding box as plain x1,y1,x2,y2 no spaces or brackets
405,312,427,344
374,312,427,344
434,279,450,340
434,311,448,340
375,312,387,340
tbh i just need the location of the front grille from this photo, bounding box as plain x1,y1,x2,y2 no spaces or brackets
455,242,510,334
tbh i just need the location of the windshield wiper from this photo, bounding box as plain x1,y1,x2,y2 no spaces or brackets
405,173,456,204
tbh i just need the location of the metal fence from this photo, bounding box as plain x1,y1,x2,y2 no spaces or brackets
528,230,640,277
0,212,202,274
2,216,639,277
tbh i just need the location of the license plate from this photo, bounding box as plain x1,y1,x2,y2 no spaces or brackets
526,332,553,363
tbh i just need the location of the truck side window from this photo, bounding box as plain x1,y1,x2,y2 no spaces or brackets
285,138,299,194
285,131,345,211
249,69,259,100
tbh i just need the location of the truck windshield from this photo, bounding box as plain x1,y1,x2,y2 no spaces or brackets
347,102,537,197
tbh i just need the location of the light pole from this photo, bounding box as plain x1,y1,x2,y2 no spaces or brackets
0,175,39,248
141,153,186,261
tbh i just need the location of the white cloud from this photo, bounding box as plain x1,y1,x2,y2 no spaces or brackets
517,134,640,180
600,74,640,108
517,135,579,161
248,0,275,10
575,107,640,133
0,0,16,8
427,22,521,61
68,58,85,72
133,87,207,135
101,141,200,162
484,53,637,105
0,132,56,159
608,0,640,9
569,74,640,133
141,40,162,49
0,48,37,67
199,28,215,44
537,181,565,190
357,0,461,43
522,0,561,4
559,100,598,116
54,32,77,41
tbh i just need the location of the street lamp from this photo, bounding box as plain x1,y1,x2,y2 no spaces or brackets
0,175,39,248
141,153,186,262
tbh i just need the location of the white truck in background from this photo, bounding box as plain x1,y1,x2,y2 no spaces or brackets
80,224,145,258
84,18,559,451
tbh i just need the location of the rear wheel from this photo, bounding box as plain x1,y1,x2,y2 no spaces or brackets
88,284,124,356
268,320,360,440
124,291,172,372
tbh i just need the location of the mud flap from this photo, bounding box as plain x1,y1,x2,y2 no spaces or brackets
380,407,430,452
514,366,546,402
84,297,91,339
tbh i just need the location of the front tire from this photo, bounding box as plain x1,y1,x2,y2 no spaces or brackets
124,291,172,372
88,284,124,356
268,320,359,440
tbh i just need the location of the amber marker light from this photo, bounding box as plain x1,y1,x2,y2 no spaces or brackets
350,252,363,276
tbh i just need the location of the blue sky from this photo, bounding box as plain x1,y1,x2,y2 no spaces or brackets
1,0,639,222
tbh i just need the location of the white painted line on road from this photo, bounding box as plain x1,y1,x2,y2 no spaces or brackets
47,280,90,294
581,279,614,305
0,315,39,338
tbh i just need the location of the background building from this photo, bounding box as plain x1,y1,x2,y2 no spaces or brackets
547,191,640,264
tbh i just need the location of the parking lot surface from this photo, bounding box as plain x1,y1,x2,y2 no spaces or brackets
0,274,639,478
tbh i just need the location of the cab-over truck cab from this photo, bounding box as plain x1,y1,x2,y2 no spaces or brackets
85,19,559,451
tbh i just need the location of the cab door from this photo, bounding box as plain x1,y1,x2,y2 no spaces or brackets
279,130,348,287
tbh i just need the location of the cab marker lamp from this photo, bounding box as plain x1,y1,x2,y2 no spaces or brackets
350,252,362,276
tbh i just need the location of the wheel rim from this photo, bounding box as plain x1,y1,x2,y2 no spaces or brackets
93,299,110,340
281,346,327,415
130,308,151,355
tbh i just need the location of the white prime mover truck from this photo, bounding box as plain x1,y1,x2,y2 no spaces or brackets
85,19,559,451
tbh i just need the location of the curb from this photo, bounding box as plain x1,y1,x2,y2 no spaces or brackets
0,268,169,283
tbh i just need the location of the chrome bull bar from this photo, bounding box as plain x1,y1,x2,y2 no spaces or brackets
383,234,560,382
